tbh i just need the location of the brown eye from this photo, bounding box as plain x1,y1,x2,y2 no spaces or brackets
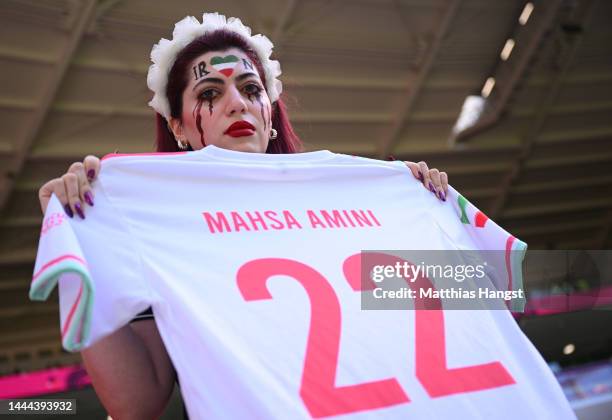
243,83,262,95
199,89,219,100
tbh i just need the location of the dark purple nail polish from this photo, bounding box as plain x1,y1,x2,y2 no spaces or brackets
418,171,424,181
87,169,95,180
75,202,85,219
439,190,446,201
64,204,74,218
429,182,435,192
84,191,94,206
387,155,396,161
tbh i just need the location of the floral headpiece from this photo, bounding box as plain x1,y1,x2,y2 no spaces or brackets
147,12,283,120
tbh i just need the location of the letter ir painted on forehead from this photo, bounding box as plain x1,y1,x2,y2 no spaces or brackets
192,60,210,80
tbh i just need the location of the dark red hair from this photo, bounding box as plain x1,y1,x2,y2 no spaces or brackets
155,29,302,154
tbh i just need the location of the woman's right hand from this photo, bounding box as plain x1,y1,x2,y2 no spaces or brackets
38,155,101,218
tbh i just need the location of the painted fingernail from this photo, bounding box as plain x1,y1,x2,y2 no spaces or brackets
87,169,95,180
64,204,74,218
84,191,94,206
429,182,435,192
387,155,396,161
75,202,85,219
438,190,446,201
418,171,424,181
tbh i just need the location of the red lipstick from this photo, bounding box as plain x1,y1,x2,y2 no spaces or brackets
224,121,255,138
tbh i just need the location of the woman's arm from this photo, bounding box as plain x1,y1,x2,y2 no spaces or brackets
81,320,176,419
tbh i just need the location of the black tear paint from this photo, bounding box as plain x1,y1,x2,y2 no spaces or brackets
192,99,206,147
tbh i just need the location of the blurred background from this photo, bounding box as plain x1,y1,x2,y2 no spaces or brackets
0,0,611,418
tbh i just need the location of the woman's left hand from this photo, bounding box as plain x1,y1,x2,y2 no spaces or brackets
404,161,448,202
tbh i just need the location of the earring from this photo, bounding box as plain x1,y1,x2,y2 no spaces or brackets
177,139,189,150
269,128,278,140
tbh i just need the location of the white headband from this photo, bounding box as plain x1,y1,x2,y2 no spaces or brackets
147,12,283,120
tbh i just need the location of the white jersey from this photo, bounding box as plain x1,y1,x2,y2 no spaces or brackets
30,146,574,419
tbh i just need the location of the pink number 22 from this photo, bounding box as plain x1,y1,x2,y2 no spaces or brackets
237,254,514,418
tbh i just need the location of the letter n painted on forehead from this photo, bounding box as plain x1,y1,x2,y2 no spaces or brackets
242,59,254,71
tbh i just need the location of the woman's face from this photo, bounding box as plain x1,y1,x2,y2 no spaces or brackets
172,48,273,153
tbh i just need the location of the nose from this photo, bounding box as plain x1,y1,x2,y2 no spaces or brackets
225,86,247,115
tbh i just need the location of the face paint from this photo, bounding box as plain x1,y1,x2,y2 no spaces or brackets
183,49,272,153
242,59,254,71
192,99,206,147
242,59,258,106
210,55,240,77
192,60,210,80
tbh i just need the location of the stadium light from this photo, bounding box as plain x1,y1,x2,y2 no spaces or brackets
452,95,485,134
500,39,515,61
481,77,496,98
519,3,534,25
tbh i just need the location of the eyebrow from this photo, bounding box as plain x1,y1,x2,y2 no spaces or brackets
235,72,259,82
192,72,260,91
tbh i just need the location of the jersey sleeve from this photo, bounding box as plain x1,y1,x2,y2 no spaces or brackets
29,191,153,352
430,186,528,311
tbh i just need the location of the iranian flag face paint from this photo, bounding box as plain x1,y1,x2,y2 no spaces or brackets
210,55,240,77
180,48,273,154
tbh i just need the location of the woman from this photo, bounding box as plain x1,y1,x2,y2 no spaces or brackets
37,13,449,418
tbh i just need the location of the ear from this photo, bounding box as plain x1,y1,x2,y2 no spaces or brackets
168,117,185,141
